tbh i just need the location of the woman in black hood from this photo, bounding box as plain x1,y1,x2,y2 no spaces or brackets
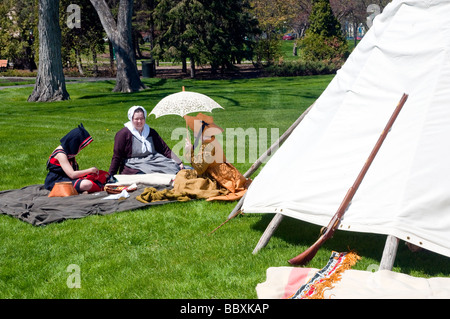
44,124,101,193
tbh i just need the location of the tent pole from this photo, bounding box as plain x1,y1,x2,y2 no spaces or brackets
252,213,284,254
227,103,314,220
379,235,400,271
227,193,246,219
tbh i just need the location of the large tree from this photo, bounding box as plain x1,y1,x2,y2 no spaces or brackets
61,0,106,76
154,0,258,78
300,0,348,61
153,0,200,77
250,0,298,34
203,0,259,73
90,0,145,92
0,0,38,71
28,0,70,102
250,0,298,65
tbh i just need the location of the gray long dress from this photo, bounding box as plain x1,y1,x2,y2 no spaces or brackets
124,135,180,174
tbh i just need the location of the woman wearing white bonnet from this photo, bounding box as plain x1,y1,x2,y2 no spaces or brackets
108,105,183,176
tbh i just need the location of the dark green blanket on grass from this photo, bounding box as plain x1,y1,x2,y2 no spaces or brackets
0,184,173,226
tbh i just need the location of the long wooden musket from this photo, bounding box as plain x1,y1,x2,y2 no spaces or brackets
288,93,409,265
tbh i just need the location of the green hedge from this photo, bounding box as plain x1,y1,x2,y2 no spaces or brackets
263,59,344,77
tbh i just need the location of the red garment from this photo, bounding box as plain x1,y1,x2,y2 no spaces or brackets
82,170,109,184
78,170,110,192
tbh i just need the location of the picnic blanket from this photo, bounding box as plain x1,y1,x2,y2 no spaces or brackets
256,252,450,299
0,174,177,226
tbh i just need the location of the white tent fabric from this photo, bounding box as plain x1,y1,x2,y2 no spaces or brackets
241,0,450,258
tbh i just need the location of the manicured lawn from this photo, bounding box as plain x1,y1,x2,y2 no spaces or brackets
0,78,35,86
1,76,449,299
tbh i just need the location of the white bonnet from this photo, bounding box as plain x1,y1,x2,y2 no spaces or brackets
127,105,147,121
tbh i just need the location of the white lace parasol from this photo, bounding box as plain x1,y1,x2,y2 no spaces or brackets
149,88,223,118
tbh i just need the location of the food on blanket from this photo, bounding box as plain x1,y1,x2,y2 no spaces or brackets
105,183,137,194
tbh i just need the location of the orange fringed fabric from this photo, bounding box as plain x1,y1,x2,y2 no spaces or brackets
289,251,361,299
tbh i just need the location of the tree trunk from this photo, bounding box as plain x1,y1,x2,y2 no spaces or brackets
148,0,156,62
76,49,84,76
190,57,196,79
28,0,69,102
108,41,115,74
90,0,145,92
133,29,143,59
182,58,187,73
92,49,98,76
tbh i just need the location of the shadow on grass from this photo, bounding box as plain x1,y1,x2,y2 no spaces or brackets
142,78,167,88
251,214,450,277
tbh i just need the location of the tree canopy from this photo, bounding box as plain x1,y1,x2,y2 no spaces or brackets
0,0,394,99
153,0,259,77
60,0,105,76
301,0,348,62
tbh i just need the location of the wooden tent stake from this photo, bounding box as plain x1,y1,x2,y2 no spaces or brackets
252,213,285,254
379,235,400,271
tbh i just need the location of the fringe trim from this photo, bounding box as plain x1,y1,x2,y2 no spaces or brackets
289,251,361,299
306,251,360,299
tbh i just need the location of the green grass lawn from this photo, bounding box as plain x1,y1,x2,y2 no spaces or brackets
0,78,35,86
1,76,449,299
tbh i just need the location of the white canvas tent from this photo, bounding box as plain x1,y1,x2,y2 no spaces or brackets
240,0,450,263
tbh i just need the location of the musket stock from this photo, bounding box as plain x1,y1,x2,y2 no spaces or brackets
288,93,409,266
